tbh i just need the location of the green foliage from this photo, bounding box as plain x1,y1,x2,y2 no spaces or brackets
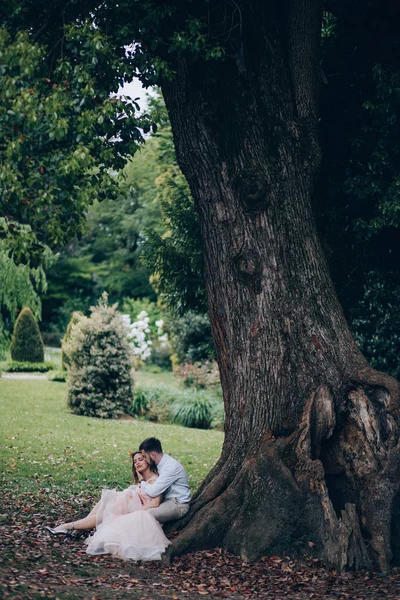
0,246,47,319
168,311,214,363
350,65,400,236
129,385,177,422
61,311,84,370
141,97,206,314
0,327,9,361
128,383,221,428
210,401,225,431
0,25,152,264
41,332,63,347
129,385,174,421
130,386,153,417
149,342,173,371
41,120,168,333
318,20,400,377
175,360,220,390
41,255,100,337
351,272,400,380
64,293,133,418
169,390,213,430
10,307,44,362
0,360,56,372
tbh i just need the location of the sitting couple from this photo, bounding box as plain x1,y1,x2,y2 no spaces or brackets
45,437,190,561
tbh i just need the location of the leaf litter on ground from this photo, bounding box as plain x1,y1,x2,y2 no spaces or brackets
1,488,399,600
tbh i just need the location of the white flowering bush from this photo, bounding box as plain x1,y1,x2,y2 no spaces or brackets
121,298,173,369
151,318,173,369
123,310,153,361
155,319,169,348
64,293,134,418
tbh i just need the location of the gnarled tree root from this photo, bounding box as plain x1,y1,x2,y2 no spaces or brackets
166,381,400,571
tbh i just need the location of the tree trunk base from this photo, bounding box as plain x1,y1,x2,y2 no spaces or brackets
166,380,400,572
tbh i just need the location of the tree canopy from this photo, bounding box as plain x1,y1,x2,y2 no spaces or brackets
0,19,153,266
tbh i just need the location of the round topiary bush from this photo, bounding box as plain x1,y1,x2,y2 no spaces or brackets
61,311,84,370
63,293,134,418
10,307,44,363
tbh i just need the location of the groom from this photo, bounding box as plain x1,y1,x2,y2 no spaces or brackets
138,437,191,523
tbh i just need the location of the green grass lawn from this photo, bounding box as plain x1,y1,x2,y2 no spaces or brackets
0,374,223,498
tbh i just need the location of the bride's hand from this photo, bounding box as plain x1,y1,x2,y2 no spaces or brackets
138,488,148,505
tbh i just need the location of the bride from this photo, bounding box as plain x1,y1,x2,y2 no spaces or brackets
45,452,171,561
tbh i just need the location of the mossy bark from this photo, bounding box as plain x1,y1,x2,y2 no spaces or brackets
160,0,400,570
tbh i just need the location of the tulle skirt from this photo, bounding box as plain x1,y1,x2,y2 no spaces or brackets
85,486,171,561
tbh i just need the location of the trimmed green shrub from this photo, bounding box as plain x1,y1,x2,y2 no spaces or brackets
169,390,213,429
63,293,134,418
0,361,56,372
48,370,67,382
10,307,44,363
61,311,84,370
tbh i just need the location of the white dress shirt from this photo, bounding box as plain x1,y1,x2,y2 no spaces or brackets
140,453,191,504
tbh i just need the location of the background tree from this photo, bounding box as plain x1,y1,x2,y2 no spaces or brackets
0,24,153,265
0,242,47,358
40,106,165,336
142,92,206,315
3,0,400,571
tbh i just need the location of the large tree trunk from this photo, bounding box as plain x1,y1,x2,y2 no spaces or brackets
160,0,400,571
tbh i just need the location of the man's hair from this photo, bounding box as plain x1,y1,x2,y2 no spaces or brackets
139,437,163,454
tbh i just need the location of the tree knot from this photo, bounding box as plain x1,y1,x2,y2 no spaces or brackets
232,250,262,293
237,167,268,213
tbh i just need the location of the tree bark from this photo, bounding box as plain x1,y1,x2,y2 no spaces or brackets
160,0,400,571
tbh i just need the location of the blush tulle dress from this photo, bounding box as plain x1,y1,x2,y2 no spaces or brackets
85,482,171,561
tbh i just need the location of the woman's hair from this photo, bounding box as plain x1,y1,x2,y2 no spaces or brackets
130,451,158,484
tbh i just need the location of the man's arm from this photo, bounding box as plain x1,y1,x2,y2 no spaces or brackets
140,464,181,498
